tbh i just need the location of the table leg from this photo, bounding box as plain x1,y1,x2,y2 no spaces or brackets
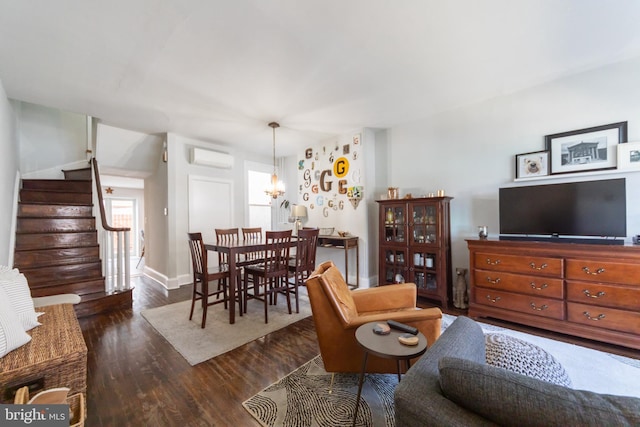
396,360,402,382
353,351,368,427
355,240,359,288
344,244,349,287
228,249,237,324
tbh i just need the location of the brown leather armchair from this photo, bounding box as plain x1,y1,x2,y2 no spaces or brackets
306,260,442,374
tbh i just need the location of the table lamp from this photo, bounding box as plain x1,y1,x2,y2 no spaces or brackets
291,205,308,236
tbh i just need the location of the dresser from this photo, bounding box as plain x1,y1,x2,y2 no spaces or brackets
467,239,640,350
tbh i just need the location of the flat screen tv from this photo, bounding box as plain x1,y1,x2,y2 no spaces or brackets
499,178,626,241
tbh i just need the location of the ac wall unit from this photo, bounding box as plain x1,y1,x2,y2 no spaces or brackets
190,147,234,169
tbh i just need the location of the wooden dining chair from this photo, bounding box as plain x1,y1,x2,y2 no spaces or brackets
287,227,319,313
187,232,232,328
243,230,293,323
241,227,263,264
214,228,240,301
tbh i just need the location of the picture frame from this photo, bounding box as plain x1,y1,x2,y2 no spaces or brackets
515,151,549,179
617,141,640,171
545,121,627,175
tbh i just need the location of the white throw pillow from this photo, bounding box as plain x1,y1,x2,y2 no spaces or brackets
0,286,32,357
0,272,41,331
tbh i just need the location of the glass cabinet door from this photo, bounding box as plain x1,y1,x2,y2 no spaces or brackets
409,202,438,245
383,248,408,283
383,204,406,244
409,249,438,292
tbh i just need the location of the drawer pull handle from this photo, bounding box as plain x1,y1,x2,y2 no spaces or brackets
529,303,548,311
530,282,548,291
486,295,501,303
582,267,605,275
583,311,606,321
485,258,501,266
529,262,548,270
583,289,606,299
486,277,501,284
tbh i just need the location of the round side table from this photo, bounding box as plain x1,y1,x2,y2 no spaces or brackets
352,321,427,426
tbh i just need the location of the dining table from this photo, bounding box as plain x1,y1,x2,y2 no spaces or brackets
205,237,296,324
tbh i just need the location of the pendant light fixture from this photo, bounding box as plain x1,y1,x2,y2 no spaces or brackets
265,121,285,199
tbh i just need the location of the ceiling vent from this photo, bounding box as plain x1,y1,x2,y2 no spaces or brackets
190,147,234,169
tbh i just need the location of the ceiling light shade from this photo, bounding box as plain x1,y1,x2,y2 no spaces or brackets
265,122,285,199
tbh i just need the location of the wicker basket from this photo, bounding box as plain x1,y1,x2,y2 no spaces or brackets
0,304,87,403
13,386,85,427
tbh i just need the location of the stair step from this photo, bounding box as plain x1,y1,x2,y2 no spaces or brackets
15,231,98,250
29,278,105,297
21,261,103,287
22,179,92,193
18,203,93,218
20,189,92,205
74,289,133,318
17,217,96,233
62,168,92,180
14,246,100,269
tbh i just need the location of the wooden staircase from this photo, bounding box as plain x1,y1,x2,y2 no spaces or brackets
13,168,132,318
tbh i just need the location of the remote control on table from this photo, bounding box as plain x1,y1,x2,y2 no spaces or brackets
387,320,418,335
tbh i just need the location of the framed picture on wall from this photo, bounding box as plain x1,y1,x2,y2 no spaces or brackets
545,121,627,175
515,151,549,179
617,141,640,171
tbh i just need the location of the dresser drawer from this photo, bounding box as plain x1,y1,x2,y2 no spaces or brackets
567,302,640,335
566,258,640,285
473,269,564,298
474,252,563,277
567,281,640,310
473,288,564,320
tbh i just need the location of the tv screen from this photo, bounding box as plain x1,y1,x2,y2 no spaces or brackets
499,178,626,239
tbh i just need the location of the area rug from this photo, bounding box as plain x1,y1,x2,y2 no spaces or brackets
243,314,640,427
141,291,312,365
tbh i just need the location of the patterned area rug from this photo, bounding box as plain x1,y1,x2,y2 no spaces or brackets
244,314,640,427
243,355,397,427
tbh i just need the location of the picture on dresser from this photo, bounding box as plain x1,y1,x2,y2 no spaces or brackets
515,151,549,179
617,141,640,171
545,121,627,175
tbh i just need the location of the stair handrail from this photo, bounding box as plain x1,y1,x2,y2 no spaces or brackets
91,157,128,232
91,157,131,293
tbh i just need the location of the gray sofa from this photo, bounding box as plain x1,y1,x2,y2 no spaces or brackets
394,316,640,427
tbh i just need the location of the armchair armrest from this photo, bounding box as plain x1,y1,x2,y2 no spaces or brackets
352,283,416,312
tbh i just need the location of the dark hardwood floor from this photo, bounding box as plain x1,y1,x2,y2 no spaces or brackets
79,276,638,426
78,276,319,426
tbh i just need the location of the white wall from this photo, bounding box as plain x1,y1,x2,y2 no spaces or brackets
0,79,18,266
15,101,87,175
165,133,271,288
388,56,640,275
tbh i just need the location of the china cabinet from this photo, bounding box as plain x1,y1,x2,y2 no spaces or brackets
377,197,453,308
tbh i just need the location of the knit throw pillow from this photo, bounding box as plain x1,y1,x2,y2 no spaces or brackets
485,333,572,387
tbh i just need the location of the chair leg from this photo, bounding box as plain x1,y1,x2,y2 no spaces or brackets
328,373,335,394
189,284,197,321
201,281,208,328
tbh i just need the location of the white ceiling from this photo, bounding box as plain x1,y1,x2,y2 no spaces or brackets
2,0,640,156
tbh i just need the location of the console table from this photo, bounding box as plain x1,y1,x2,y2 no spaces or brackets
467,239,640,350
318,235,359,288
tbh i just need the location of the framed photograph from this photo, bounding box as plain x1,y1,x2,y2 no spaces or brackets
617,141,640,171
515,151,549,179
545,121,627,175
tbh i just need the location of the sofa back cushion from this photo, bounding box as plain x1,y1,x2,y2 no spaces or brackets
439,357,640,427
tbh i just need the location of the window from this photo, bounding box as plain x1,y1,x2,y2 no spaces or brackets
247,169,272,231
